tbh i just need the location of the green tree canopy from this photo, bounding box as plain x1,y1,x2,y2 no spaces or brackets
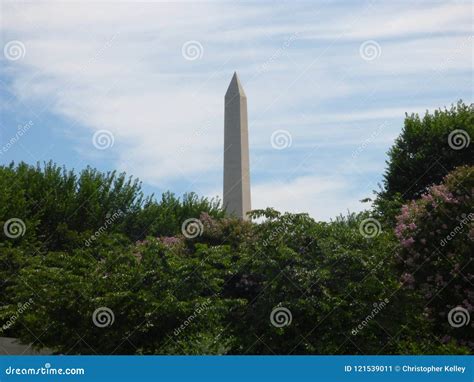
375,101,473,220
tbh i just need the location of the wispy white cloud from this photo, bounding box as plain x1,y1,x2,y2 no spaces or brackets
251,175,369,221
0,0,471,219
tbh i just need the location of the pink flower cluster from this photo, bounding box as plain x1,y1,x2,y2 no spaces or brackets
199,211,224,237
395,166,474,350
395,181,462,249
160,236,182,246
429,184,457,204
395,202,422,248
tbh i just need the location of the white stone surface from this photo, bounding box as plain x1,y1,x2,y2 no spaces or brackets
223,72,251,220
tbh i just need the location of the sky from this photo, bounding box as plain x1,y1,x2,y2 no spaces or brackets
0,0,472,221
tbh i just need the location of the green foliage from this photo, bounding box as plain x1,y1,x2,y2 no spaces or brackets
0,161,223,320
0,161,223,251
0,161,143,251
1,153,471,354
375,101,473,221
125,192,224,241
5,205,463,354
394,166,473,350
6,237,239,354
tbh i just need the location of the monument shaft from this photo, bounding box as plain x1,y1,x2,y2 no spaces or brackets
223,73,251,220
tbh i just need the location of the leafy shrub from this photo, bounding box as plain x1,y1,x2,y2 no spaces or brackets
5,236,239,354
375,101,473,221
1,162,470,354
0,161,223,251
395,166,474,350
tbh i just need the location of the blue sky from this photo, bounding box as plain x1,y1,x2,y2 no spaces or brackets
0,0,472,220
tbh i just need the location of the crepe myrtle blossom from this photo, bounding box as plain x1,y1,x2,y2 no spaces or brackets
395,166,473,351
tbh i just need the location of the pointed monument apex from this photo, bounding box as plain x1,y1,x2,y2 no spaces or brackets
225,71,246,98
223,72,251,220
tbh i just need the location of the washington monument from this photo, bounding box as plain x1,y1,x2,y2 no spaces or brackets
223,72,251,220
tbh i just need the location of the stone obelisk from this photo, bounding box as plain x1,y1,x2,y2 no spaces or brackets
223,72,251,220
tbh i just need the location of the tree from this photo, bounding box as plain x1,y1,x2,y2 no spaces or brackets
0,162,223,251
394,166,474,351
375,101,473,220
2,160,470,354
